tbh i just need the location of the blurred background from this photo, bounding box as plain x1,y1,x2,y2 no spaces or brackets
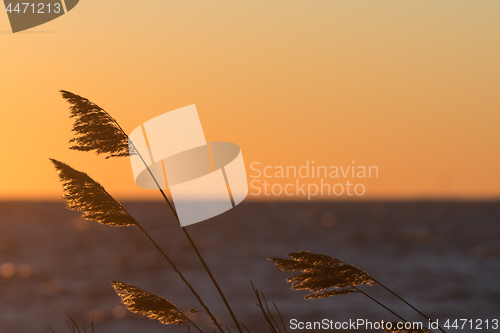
0,200,499,332
1,0,499,332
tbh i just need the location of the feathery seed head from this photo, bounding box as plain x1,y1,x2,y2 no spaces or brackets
50,158,138,227
269,250,375,299
60,90,131,159
111,281,185,325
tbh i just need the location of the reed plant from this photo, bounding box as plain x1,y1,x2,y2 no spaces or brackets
50,91,443,333
270,251,445,333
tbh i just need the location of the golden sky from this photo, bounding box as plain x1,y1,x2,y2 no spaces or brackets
1,0,499,200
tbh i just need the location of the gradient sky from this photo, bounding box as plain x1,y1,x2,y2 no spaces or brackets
1,0,499,200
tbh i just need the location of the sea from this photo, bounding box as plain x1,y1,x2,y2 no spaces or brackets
0,201,499,332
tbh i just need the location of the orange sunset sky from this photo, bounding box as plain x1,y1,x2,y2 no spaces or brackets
1,1,499,200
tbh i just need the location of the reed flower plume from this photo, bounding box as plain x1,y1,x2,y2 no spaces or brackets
60,90,131,158
50,158,138,227
269,250,375,299
111,281,185,325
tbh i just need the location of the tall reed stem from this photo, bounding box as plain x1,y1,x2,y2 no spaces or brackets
353,287,408,323
336,253,445,333
335,255,445,333
137,224,222,333
156,187,244,333
103,110,242,333
182,227,244,333
180,309,204,332
369,278,446,333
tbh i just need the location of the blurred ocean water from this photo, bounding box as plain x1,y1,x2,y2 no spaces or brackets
0,201,499,332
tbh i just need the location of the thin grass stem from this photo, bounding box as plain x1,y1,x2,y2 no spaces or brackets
180,313,204,333
137,224,224,333
272,302,288,333
241,322,250,333
181,226,244,333
370,278,446,333
262,292,280,332
251,282,278,333
68,316,82,333
353,287,407,323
